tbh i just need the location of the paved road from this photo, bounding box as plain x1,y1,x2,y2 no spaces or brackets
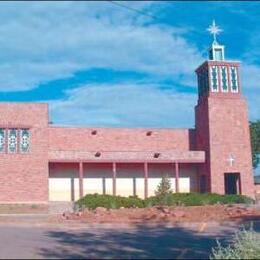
1,220,259,259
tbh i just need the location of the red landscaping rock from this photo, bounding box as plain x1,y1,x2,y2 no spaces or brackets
94,207,107,214
162,207,170,214
57,205,260,224
158,213,166,219
62,211,72,220
83,208,91,214
76,211,83,217
172,210,186,218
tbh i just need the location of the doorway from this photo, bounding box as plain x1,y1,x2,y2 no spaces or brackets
224,173,241,195
200,175,207,193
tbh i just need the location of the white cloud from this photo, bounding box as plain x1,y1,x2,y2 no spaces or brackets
49,83,197,128
246,93,260,122
0,1,202,91
241,63,260,91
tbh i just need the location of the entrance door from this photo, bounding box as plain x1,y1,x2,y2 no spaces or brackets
200,175,207,193
224,173,241,194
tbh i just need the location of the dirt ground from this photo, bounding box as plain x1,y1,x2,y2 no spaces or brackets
0,204,48,214
0,203,259,225
58,204,260,224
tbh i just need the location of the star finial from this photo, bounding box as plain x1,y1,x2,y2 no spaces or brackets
207,20,222,44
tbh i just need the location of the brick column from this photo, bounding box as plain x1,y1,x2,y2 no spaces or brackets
175,162,179,193
112,162,117,196
79,162,84,198
144,162,148,199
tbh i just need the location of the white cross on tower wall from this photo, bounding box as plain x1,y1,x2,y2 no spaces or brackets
227,154,235,167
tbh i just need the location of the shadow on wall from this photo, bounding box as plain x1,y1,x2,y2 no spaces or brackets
189,129,196,150
36,221,260,259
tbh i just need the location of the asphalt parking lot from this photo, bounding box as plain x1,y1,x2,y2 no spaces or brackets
0,218,259,259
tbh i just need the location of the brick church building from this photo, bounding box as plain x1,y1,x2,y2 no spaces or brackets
0,26,255,203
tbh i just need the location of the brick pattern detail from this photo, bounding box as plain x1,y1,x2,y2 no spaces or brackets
0,103,49,203
48,127,196,152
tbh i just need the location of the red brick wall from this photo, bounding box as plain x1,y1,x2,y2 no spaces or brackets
48,127,195,152
208,97,254,198
0,103,49,203
195,97,211,192
196,96,255,198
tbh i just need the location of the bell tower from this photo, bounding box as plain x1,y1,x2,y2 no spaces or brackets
195,21,255,198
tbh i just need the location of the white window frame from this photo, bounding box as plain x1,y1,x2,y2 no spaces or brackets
212,45,225,61
8,128,18,153
220,66,228,92
230,66,239,93
210,66,219,92
0,128,5,153
20,129,30,153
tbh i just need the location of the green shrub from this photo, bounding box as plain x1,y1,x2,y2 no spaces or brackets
76,193,144,210
143,193,253,207
210,226,260,259
76,193,253,210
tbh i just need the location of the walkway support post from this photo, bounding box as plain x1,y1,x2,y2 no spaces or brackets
144,162,148,199
112,162,117,196
79,162,84,198
175,162,179,193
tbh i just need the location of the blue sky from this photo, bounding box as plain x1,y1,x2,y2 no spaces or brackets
0,1,259,127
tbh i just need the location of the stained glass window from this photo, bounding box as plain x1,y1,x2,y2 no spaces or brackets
211,66,219,92
221,66,228,92
0,129,5,153
230,67,238,92
20,129,30,153
8,129,17,153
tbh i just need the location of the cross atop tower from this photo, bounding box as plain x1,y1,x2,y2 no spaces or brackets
207,20,225,61
207,20,222,45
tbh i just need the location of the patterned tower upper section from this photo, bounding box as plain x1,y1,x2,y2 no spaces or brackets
195,60,240,99
196,21,240,99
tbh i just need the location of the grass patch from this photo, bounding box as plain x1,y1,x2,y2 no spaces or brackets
210,225,260,259
76,192,253,210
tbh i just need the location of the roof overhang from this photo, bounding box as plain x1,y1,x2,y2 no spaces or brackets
48,150,205,163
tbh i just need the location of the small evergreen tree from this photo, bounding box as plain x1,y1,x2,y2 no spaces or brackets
155,175,172,196
250,120,260,168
